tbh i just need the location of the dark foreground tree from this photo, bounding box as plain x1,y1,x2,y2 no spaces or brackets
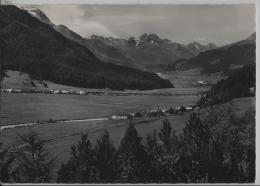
93,130,117,183
57,107,255,183
116,123,151,183
57,134,98,183
0,142,14,182
13,130,54,183
145,130,163,182
178,113,212,182
156,119,180,182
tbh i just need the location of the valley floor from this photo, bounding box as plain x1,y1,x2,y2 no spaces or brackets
0,70,255,180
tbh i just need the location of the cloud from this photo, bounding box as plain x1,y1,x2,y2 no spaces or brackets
86,14,167,27
196,36,208,44
20,4,255,45
197,37,206,42
76,21,120,38
225,40,231,44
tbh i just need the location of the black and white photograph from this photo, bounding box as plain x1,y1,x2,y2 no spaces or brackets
0,0,257,184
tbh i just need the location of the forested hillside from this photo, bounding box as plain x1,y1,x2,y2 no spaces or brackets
198,64,255,106
175,33,256,74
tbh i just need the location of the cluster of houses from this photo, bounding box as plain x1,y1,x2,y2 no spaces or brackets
110,105,198,120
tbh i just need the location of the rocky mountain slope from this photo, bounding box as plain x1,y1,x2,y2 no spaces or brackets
84,34,195,71
185,41,217,56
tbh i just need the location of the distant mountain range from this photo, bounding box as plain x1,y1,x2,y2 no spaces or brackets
173,32,256,74
0,5,173,90
19,6,255,76
85,35,218,71
85,34,195,71
24,7,220,71
185,41,217,56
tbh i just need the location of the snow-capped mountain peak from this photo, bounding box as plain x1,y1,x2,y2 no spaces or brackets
20,7,54,26
247,32,256,41
186,41,217,55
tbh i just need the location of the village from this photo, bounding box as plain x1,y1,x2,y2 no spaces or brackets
0,104,198,132
110,105,198,120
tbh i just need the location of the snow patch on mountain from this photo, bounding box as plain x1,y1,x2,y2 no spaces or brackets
20,7,54,25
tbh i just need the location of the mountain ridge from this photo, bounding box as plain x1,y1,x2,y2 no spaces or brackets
21,7,219,71
172,33,256,74
185,41,218,56
19,7,253,75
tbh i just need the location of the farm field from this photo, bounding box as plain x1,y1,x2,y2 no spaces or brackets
1,93,198,125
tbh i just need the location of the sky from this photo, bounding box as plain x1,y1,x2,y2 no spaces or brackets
5,3,256,45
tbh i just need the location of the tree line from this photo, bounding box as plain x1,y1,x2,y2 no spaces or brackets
0,105,255,183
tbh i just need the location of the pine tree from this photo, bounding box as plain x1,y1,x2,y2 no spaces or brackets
145,130,164,182
117,123,151,183
13,130,54,183
158,119,172,152
157,119,180,182
158,118,179,154
57,134,98,183
179,113,212,182
0,142,14,182
93,130,117,183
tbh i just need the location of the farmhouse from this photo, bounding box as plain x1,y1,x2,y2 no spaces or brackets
78,90,86,95
53,90,60,94
197,80,207,86
13,89,22,93
61,90,70,94
185,106,193,111
145,109,164,117
2,89,12,93
111,114,131,120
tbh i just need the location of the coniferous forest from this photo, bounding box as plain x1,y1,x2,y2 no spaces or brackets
198,64,255,106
